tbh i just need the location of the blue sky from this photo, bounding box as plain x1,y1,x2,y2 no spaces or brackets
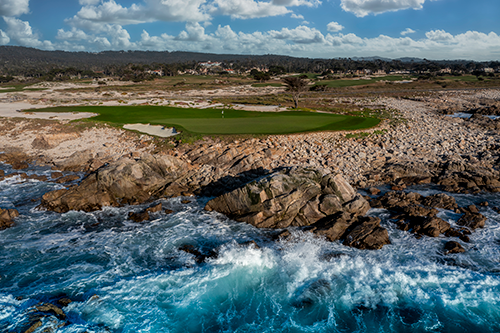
0,0,498,60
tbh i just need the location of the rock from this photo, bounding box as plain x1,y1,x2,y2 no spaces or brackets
54,150,94,172
31,135,52,149
24,320,42,333
0,208,19,230
421,193,458,210
457,206,487,230
35,302,66,319
205,168,369,229
368,187,381,195
146,203,162,213
12,161,29,170
57,298,73,307
343,217,390,250
128,211,150,222
51,172,63,179
164,209,174,214
444,241,465,254
55,174,80,184
307,212,390,250
179,244,216,263
239,240,260,249
0,151,31,170
398,216,450,237
42,154,189,213
181,200,191,204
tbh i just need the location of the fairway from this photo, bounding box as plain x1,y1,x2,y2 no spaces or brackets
37,105,380,135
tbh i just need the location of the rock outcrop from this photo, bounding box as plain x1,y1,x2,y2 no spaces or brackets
370,191,484,241
205,167,370,229
306,212,390,250
42,154,189,213
0,208,19,229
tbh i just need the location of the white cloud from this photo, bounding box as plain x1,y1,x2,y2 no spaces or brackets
46,22,500,61
207,0,291,19
327,21,344,32
425,29,453,41
272,0,321,6
56,27,90,41
291,13,304,19
269,25,325,43
176,22,208,41
401,28,416,36
67,0,209,31
0,30,9,45
79,0,101,5
0,0,30,17
3,17,53,49
341,0,426,17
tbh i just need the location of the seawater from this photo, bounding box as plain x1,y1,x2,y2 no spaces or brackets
1,163,500,333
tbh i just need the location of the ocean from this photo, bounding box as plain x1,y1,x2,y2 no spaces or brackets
1,162,500,333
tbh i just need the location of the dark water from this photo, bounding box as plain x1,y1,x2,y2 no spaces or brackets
1,163,500,332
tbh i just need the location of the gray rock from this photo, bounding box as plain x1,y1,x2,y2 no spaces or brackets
205,167,370,229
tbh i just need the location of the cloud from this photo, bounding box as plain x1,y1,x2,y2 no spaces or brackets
0,0,30,17
269,25,325,43
176,22,208,41
327,21,344,32
401,28,415,36
67,0,209,31
3,17,53,49
56,27,90,41
425,29,453,41
207,0,291,19
0,30,9,45
43,21,500,61
291,13,304,19
340,0,427,17
79,0,101,4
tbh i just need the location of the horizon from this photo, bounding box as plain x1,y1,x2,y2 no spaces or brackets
2,45,499,63
0,1,498,61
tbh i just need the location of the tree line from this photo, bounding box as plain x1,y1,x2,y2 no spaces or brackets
0,46,498,83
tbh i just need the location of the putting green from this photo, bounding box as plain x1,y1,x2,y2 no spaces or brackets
36,105,380,135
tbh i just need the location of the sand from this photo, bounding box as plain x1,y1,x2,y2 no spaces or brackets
0,102,97,120
123,124,179,138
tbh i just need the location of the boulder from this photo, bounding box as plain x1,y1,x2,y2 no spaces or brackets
457,206,487,230
205,168,370,229
0,208,19,230
0,151,32,170
41,154,189,213
54,174,80,184
128,211,150,222
444,241,466,255
307,212,390,250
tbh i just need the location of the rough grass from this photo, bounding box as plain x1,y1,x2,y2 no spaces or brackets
35,105,380,135
314,75,413,88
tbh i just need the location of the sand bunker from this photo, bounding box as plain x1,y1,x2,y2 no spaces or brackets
123,123,179,138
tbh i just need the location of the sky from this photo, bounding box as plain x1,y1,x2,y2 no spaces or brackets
0,0,498,60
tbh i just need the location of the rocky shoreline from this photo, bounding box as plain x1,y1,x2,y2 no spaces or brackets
2,88,500,254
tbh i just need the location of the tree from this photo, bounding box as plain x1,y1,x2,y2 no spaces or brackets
282,76,308,109
254,71,271,82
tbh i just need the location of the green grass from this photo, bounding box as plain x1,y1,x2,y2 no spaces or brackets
0,83,47,93
314,75,413,88
34,105,380,135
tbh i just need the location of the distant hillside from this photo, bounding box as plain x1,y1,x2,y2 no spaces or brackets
0,46,301,73
0,46,497,78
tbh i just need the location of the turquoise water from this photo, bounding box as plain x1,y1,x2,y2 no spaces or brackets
1,163,500,332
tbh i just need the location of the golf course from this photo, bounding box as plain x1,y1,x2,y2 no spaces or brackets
37,105,380,135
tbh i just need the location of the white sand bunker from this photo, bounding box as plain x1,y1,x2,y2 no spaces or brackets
123,123,179,138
